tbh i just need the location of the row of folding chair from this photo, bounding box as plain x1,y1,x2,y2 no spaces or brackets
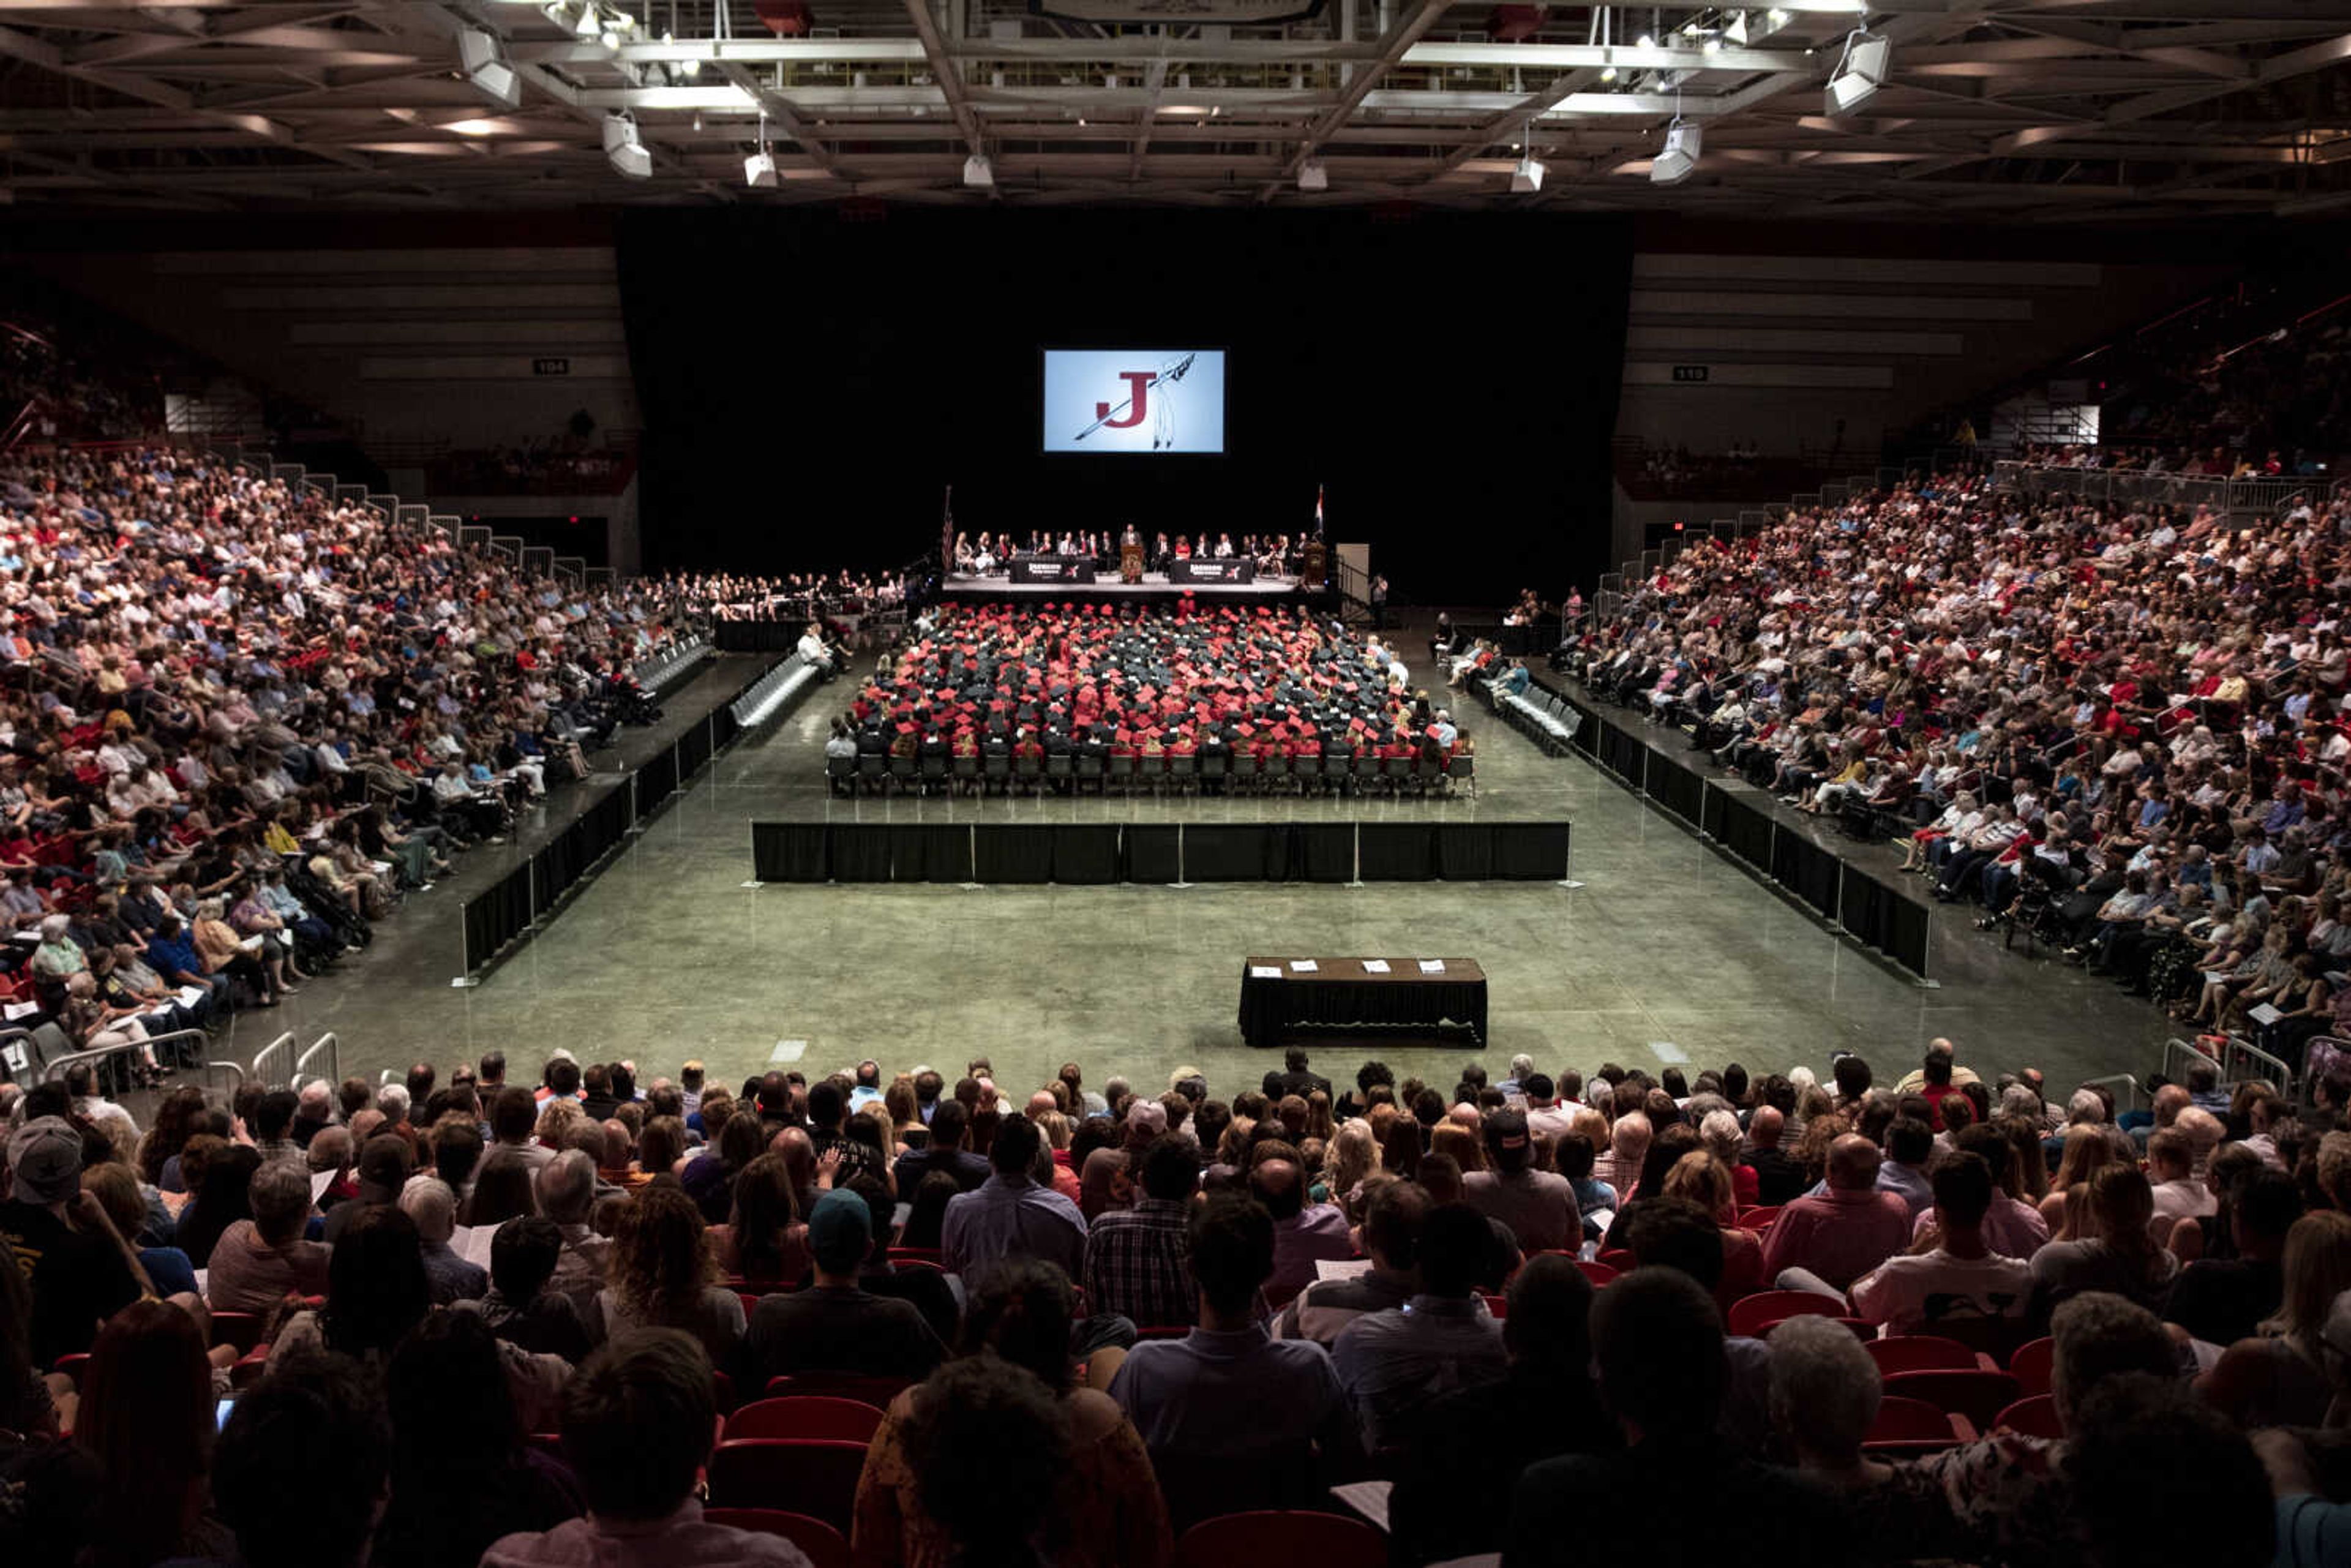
830,749,1471,799
1494,683,1581,756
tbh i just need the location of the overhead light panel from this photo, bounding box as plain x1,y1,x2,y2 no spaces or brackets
602,111,652,178
1510,153,1545,192
456,26,520,108
1651,116,1701,184
962,152,994,188
1297,157,1328,192
1824,28,1891,114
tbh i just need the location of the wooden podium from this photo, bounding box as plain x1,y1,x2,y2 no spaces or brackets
1302,539,1328,591
1120,542,1145,584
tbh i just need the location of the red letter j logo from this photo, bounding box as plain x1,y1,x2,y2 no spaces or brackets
1096,371,1153,429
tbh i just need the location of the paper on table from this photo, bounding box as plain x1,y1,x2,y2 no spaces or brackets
1249,966,1283,980
1418,959,1446,973
1290,959,1319,973
1362,959,1392,973
1329,1481,1393,1533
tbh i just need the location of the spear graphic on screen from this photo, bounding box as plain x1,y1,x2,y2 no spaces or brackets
1073,352,1196,448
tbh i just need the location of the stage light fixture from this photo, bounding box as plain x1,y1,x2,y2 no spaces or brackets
1636,31,1654,47
962,152,994,188
1600,64,1618,81
1297,157,1328,192
1510,153,1545,192
1725,10,1750,43
1651,116,1701,184
571,2,601,36
457,27,520,108
602,111,653,177
1824,28,1890,114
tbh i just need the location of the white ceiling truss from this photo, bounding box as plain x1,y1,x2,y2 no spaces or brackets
0,0,2345,216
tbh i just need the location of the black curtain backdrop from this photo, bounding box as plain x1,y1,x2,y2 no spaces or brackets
615,208,1633,601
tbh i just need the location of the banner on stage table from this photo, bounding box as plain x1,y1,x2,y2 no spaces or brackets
1043,348,1227,455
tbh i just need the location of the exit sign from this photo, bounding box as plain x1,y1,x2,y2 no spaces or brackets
533,356,571,377
1671,364,1709,383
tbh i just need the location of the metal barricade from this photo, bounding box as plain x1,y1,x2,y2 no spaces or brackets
40,1031,239,1095
291,1032,340,1092
2222,1035,2297,1100
2080,1073,2146,1116
250,1031,296,1090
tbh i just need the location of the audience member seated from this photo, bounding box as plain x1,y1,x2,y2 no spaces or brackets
1082,1133,1201,1330
942,1117,1088,1285
1764,1133,1915,1294
1849,1150,2035,1335
1332,1202,1507,1450
484,1329,812,1567
748,1188,947,1387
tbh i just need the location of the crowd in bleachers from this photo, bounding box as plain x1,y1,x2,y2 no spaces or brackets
0,444,703,1070
1,1037,2334,1566
659,570,909,626
1574,465,2351,1039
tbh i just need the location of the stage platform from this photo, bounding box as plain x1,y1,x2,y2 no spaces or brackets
941,571,1306,602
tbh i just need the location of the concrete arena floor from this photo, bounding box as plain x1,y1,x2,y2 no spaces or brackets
231,620,2179,1105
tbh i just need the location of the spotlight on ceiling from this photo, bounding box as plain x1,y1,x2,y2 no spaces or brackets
602,111,652,177
456,27,520,108
1724,10,1750,43
744,148,777,187
1824,29,1891,114
1510,152,1545,192
962,152,994,188
1297,157,1328,192
1651,116,1701,184
570,2,601,36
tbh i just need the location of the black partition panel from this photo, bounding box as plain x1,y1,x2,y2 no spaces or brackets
1434,823,1496,880
1123,825,1182,883
1182,825,1288,882
462,860,535,972
828,824,894,882
636,746,679,819
1700,782,1729,841
1357,824,1436,882
1840,863,1932,977
894,824,973,884
1295,823,1358,884
1645,750,1704,825
1715,793,1775,874
753,822,830,882
676,717,713,781
1771,830,1842,919
1487,822,1571,880
1599,724,1648,787
973,824,1057,883
1051,826,1124,885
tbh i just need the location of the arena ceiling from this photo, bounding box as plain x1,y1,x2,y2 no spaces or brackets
0,0,2347,218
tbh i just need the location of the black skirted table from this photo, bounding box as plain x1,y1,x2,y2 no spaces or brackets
1239,957,1488,1048
1008,555,1098,585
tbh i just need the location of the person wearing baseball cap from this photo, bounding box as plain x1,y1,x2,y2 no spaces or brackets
2,1116,144,1365
745,1188,944,1388
1461,1109,1583,1255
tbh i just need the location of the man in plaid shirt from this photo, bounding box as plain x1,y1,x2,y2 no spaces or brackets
1082,1135,1200,1328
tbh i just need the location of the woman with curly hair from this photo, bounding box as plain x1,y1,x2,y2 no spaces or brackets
137,1085,209,1187
853,1260,1169,1568
592,1182,743,1367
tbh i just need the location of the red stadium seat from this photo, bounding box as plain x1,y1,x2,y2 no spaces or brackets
230,1346,271,1389
1575,1259,1619,1287
705,1439,869,1531
1865,1335,1993,1375
2008,1336,2055,1397
1727,1291,1847,1339
702,1509,850,1568
1994,1395,2064,1439
1134,1326,1194,1341
887,1247,943,1266
1479,1292,1509,1319
1862,1394,1965,1454
725,1397,887,1443
1882,1368,2022,1430
1172,1509,1386,1568
1597,1248,1635,1272
762,1371,912,1408
1734,1205,1782,1232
